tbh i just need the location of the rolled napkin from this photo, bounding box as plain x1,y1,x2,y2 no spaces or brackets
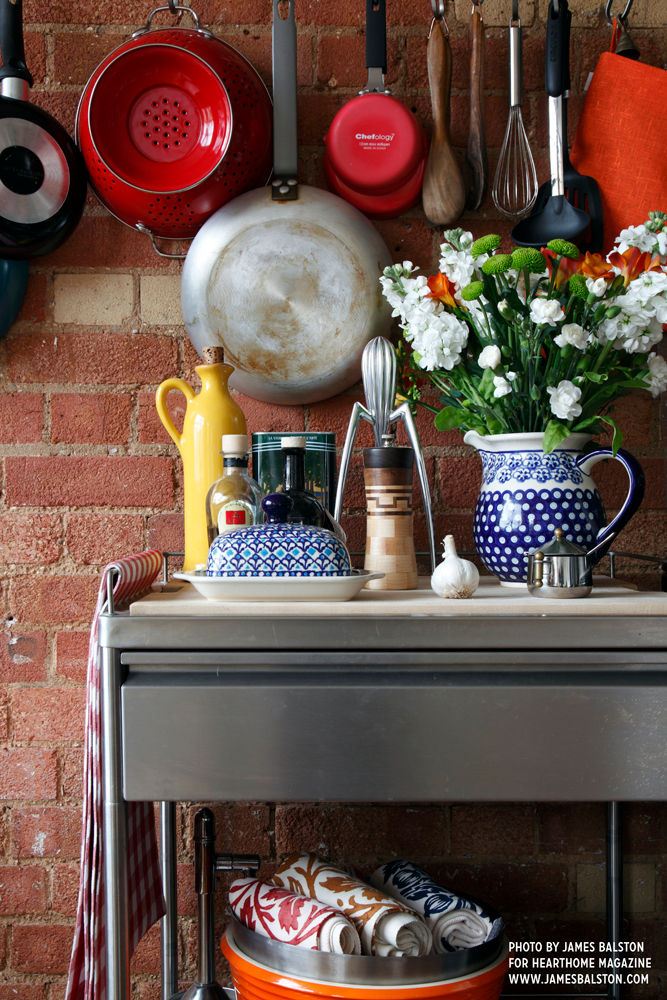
370,860,503,952
229,877,361,954
272,852,432,957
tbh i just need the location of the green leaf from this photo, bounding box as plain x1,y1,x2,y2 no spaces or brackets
434,406,465,431
478,367,496,402
571,416,602,432
600,415,623,455
543,419,571,453
486,417,504,435
583,371,608,383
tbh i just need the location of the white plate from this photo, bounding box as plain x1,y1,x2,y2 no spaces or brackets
173,569,384,602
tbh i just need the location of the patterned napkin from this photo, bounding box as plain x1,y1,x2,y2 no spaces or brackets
370,860,503,952
66,552,166,1000
272,853,432,957
230,878,361,954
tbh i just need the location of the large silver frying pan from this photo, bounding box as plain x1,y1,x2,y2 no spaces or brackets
181,0,392,405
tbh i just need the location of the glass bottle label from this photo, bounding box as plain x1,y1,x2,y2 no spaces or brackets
217,501,254,533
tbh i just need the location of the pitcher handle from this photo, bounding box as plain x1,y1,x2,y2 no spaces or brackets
576,447,645,566
155,378,195,450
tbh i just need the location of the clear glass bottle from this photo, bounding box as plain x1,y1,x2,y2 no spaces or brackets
280,436,339,533
206,434,263,545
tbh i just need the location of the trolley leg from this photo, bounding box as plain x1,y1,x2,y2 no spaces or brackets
606,802,623,1000
160,801,178,1000
101,645,130,1000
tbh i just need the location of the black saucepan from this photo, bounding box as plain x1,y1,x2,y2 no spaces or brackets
0,0,87,258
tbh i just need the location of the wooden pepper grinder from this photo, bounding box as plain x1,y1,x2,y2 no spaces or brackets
363,439,418,591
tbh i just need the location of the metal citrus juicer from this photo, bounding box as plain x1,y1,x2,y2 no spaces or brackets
334,337,436,586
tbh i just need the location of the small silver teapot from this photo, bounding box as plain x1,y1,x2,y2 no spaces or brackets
526,528,592,599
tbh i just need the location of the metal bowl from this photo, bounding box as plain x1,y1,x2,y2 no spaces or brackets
226,915,506,986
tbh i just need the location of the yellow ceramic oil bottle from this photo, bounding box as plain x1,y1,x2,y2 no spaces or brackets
156,347,246,571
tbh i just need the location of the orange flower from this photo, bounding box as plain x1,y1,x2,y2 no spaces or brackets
607,246,663,285
542,247,580,288
426,272,458,307
578,252,614,281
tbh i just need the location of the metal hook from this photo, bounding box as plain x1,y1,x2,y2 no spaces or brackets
167,0,177,13
431,0,446,17
605,0,634,24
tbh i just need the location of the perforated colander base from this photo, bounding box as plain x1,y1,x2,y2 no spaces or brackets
129,85,201,163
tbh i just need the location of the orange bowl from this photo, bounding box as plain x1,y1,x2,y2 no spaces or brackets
221,926,509,1000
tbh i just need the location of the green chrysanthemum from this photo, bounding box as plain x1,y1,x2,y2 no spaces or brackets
460,280,484,300
510,247,547,273
471,234,501,259
568,273,588,299
481,254,513,275
546,238,580,259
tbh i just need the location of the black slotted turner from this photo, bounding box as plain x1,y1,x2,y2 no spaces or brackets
527,1,603,252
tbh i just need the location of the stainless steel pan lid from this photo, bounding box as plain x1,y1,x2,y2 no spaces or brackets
181,0,391,405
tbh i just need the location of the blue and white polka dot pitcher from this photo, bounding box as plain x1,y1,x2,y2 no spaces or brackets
463,431,645,586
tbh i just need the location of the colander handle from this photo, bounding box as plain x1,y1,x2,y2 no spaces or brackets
136,223,189,259
132,4,205,37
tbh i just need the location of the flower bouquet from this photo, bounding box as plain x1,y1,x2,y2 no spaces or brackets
380,213,667,454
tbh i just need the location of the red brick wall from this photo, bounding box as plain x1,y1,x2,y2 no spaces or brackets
1,0,666,998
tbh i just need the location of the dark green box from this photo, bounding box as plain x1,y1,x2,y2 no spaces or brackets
251,432,337,515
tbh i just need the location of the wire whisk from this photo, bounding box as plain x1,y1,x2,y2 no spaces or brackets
491,12,537,218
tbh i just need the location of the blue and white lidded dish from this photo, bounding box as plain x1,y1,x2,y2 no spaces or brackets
206,493,351,577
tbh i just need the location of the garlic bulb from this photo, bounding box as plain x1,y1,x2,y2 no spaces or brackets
430,535,480,599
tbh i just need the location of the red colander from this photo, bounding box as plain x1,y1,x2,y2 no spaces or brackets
75,5,272,246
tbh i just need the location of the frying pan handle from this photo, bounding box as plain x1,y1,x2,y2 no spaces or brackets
366,0,387,73
271,0,298,197
0,0,33,88
155,378,195,450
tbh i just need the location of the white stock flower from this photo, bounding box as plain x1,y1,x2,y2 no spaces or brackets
547,380,582,421
478,345,501,369
598,310,663,354
408,310,469,372
493,375,513,398
529,298,565,325
586,277,607,298
646,353,667,397
554,322,591,350
614,224,655,254
438,239,479,291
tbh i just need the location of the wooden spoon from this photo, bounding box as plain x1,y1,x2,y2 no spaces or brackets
422,18,466,228
465,2,488,210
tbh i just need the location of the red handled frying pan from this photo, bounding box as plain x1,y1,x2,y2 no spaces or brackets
0,0,87,258
323,0,427,219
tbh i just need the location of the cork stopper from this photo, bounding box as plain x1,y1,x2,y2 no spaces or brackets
202,345,224,365
222,434,248,456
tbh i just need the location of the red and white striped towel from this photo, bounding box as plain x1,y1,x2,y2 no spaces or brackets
66,552,166,1000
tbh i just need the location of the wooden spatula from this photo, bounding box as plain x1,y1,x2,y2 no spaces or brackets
465,1,488,210
422,17,466,227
